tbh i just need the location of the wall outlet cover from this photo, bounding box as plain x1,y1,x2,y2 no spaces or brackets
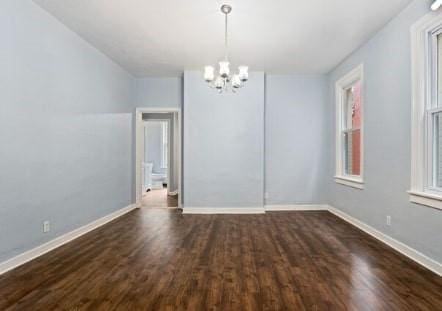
43,221,50,233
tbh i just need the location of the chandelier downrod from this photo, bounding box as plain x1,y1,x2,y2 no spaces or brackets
222,5,231,61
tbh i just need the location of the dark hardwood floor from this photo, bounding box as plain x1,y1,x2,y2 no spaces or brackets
0,209,441,310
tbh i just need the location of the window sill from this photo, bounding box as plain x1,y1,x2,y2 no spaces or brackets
334,176,364,189
408,190,442,210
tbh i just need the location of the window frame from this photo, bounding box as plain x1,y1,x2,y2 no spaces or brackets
335,64,364,189
409,11,442,210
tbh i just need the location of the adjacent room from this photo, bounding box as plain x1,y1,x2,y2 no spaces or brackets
0,0,441,310
140,111,180,208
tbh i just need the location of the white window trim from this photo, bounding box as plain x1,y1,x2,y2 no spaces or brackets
410,11,442,210
335,64,364,189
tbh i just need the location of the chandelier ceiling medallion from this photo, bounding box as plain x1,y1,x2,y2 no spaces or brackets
203,4,248,93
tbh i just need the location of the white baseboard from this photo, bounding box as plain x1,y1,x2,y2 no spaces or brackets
0,204,137,276
183,207,265,214
326,205,442,276
265,204,328,211
183,205,327,214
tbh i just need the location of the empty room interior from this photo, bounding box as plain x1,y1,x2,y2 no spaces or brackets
1,0,442,310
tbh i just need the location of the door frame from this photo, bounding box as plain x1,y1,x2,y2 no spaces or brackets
135,107,181,208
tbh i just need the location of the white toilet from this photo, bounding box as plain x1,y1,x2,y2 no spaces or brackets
151,172,167,189
142,162,153,192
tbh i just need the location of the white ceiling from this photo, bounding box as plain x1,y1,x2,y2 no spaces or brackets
34,0,413,77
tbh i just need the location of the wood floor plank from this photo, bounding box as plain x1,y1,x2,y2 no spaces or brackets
0,209,441,310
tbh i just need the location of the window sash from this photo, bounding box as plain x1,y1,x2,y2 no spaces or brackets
426,108,442,194
430,27,442,109
340,82,362,178
341,128,361,178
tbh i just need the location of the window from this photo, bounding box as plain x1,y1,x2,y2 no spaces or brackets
343,83,362,176
410,13,442,210
436,33,442,188
335,64,364,189
161,121,168,169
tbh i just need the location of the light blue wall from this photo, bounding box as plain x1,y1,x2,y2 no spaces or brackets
135,74,331,207
265,75,328,205
0,1,135,262
134,77,182,109
183,71,265,207
325,0,442,262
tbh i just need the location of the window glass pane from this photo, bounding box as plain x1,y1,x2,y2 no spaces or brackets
162,122,168,144
344,131,352,174
343,81,362,176
344,82,362,130
344,88,353,129
433,112,442,188
352,82,362,129
344,129,361,176
439,33,441,106
161,122,168,168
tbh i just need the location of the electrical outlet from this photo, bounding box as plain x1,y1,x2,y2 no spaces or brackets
386,215,391,226
43,220,50,233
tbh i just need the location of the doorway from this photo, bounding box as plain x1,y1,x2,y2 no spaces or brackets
135,108,181,208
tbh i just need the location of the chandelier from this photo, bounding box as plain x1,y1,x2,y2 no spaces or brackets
203,4,249,93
